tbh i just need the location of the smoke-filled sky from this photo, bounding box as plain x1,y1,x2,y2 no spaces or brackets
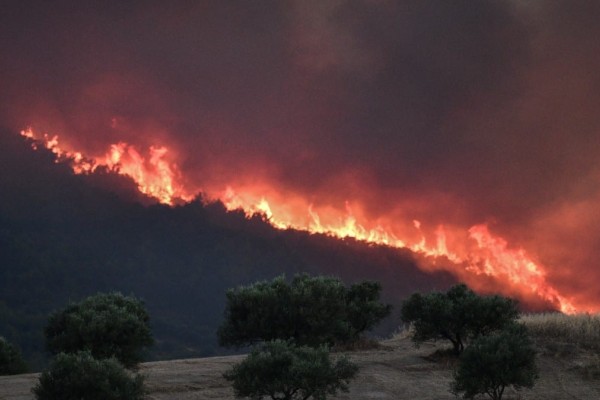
2,1,600,311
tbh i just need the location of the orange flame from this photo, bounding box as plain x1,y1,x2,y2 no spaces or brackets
466,225,573,309
20,127,579,313
217,186,576,313
21,128,193,204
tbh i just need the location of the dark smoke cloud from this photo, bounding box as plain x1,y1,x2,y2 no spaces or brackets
2,1,600,308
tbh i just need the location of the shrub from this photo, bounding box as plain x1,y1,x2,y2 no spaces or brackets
0,336,28,375
45,292,153,367
224,340,358,400
400,284,518,354
218,275,391,348
33,351,145,400
451,324,538,400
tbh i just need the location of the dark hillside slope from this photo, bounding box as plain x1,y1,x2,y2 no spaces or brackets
0,130,456,369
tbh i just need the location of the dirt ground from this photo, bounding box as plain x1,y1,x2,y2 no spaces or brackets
1,336,599,400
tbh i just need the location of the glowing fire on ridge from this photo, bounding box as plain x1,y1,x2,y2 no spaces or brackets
21,128,193,204
20,128,578,313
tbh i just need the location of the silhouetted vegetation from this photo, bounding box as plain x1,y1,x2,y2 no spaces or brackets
0,336,27,375
218,275,392,347
0,131,458,368
33,351,145,400
401,284,519,354
45,293,153,368
451,324,538,400
224,340,358,400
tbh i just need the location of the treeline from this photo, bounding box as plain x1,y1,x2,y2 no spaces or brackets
0,131,455,369
218,279,537,400
2,280,538,400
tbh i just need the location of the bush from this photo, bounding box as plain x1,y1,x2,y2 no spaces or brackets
400,284,518,354
45,292,153,367
33,351,145,400
0,336,28,375
224,340,358,400
451,324,538,400
218,275,391,348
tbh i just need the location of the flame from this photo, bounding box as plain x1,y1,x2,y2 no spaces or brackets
466,225,575,313
20,127,580,313
21,128,193,204
218,186,575,313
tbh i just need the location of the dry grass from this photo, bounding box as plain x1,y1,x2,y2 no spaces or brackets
331,337,385,352
520,312,600,351
571,354,600,380
2,334,600,399
3,315,600,399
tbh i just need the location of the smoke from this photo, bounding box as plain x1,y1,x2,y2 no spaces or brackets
2,1,600,309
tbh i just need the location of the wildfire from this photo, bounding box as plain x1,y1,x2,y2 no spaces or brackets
20,128,578,313
218,186,576,313
21,128,193,204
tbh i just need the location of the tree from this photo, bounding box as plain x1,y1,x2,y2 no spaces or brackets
0,336,28,375
218,275,392,348
33,350,145,400
345,281,393,338
400,284,519,355
224,340,358,400
468,294,520,338
451,324,538,400
44,292,153,368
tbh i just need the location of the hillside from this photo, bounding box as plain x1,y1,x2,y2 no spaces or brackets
2,334,599,400
0,131,458,369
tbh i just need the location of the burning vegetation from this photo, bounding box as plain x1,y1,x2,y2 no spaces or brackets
19,128,578,313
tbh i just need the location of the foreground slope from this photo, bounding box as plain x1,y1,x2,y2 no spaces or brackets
2,336,599,400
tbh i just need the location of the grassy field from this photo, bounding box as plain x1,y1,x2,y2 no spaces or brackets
521,313,600,350
521,312,600,381
1,314,599,400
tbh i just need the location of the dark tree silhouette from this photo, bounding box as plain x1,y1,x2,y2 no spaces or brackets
218,274,392,347
224,340,358,400
45,293,153,368
451,324,538,400
401,284,519,355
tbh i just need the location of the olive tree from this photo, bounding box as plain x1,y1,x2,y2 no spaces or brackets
224,340,358,400
33,351,145,400
218,275,391,348
0,336,27,375
451,324,538,400
346,281,394,337
44,292,153,367
400,284,519,355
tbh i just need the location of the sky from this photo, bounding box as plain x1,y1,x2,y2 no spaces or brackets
1,1,600,311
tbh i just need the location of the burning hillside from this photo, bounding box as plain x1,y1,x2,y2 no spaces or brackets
2,1,600,314
19,128,577,313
